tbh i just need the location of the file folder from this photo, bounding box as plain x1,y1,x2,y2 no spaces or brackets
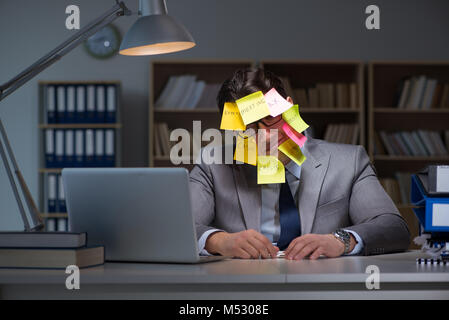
86,85,96,123
56,86,66,123
75,129,85,167
66,86,76,123
45,129,55,168
105,129,115,167
65,129,75,167
46,85,56,123
85,129,95,167
47,174,57,213
76,85,86,123
58,175,67,213
106,85,117,123
55,129,65,167
96,85,106,123
95,129,105,166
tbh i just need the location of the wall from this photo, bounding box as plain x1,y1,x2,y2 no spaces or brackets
1,0,448,230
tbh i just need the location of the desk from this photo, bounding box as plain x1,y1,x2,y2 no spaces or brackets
0,251,448,299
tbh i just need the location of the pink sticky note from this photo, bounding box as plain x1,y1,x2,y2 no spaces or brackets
264,88,293,117
282,122,307,148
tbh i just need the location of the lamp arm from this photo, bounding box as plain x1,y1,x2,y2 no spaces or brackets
0,1,131,231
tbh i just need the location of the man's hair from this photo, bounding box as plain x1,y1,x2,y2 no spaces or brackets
216,67,288,113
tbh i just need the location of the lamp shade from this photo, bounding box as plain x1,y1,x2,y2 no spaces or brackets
119,5,195,56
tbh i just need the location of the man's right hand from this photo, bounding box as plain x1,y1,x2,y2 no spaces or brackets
205,229,279,259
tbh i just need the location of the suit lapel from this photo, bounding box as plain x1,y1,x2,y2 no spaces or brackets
298,140,330,235
232,164,261,231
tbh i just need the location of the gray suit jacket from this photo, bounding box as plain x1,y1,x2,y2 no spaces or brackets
189,138,410,255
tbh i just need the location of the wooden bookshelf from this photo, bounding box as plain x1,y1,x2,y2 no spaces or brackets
260,60,365,146
149,60,254,167
38,81,123,231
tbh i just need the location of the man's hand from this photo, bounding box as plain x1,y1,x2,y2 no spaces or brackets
205,229,279,259
284,233,357,260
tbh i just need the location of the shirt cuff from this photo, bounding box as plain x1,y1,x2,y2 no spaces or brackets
198,229,223,256
343,229,364,255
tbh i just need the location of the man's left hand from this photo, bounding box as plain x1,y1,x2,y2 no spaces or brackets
284,233,355,260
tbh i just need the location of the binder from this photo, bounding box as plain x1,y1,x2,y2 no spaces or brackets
55,129,65,167
105,129,115,167
46,85,56,123
66,86,76,123
45,218,56,232
86,85,96,123
57,218,67,232
75,129,85,167
58,175,66,213
95,129,105,166
65,129,75,167
96,85,106,123
85,129,95,167
47,174,57,213
76,85,86,123
106,85,116,123
56,86,66,123
411,174,449,233
45,129,55,168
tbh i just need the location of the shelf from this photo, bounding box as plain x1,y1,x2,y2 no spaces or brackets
374,108,449,113
299,108,360,113
39,213,68,218
154,156,192,162
39,168,62,173
39,123,122,129
374,155,449,161
154,108,218,113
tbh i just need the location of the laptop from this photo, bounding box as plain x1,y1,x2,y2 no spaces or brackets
62,168,227,264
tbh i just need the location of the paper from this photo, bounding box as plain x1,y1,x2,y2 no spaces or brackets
234,134,257,166
235,91,271,125
281,104,309,134
278,139,306,166
282,122,307,148
220,102,246,131
264,88,293,117
257,155,285,184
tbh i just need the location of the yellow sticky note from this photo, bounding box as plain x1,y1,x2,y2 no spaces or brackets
220,102,246,131
235,91,271,125
234,134,257,166
282,105,309,133
257,155,285,184
278,139,306,166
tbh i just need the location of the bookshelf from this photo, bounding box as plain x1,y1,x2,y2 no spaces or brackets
38,81,122,231
260,60,365,146
368,61,449,247
149,60,254,168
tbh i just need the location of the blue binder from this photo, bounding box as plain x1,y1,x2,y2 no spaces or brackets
411,174,449,233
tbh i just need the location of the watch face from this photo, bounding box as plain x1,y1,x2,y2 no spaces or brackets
84,24,121,59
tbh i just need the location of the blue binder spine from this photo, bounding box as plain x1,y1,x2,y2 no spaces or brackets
76,85,86,123
75,129,85,167
56,85,67,123
105,129,115,167
85,129,95,167
95,129,105,166
65,129,75,167
46,85,57,124
45,129,55,168
66,86,76,123
55,129,65,168
58,174,66,213
106,85,117,123
47,173,57,213
96,85,106,123
86,85,96,123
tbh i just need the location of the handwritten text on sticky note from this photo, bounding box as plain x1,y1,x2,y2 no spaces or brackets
264,88,293,117
235,91,271,125
257,155,285,184
278,139,306,167
220,102,246,131
281,105,309,134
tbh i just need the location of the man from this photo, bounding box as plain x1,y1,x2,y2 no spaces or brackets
189,68,410,260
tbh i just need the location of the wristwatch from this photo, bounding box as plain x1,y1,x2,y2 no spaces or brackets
332,229,351,254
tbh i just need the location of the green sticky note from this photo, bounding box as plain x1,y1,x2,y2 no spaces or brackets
257,155,285,184
282,104,309,133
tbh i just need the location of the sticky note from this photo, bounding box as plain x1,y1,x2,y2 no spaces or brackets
257,155,285,184
264,88,293,117
234,134,257,166
281,104,309,134
235,91,271,125
278,139,306,166
220,102,246,131
282,122,307,148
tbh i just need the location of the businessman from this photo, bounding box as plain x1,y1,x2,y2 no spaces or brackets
189,68,410,260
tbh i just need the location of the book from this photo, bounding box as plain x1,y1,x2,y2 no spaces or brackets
336,83,349,109
420,79,437,109
379,131,396,156
430,83,443,109
196,83,221,109
407,76,427,109
440,84,449,109
349,83,358,109
397,79,411,109
155,76,178,108
308,87,319,108
294,88,309,108
0,245,104,269
373,132,386,155
0,232,86,248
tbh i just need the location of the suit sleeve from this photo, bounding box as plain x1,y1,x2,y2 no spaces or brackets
189,163,219,241
344,146,411,255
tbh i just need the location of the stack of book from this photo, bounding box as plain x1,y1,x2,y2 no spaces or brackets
154,123,174,157
323,123,359,145
379,172,412,205
375,130,448,156
44,84,118,123
395,76,449,109
280,78,358,109
155,75,221,109
0,232,103,269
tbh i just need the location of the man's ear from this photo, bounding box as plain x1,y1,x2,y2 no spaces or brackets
287,96,293,104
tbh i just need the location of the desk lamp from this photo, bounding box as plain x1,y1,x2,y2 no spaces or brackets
0,0,195,231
